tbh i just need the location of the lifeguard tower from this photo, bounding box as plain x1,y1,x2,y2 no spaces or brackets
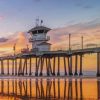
28,19,51,52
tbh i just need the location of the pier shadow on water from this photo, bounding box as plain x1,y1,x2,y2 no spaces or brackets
0,78,99,100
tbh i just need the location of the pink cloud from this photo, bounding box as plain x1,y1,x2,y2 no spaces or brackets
48,19,100,50
0,16,4,20
0,19,100,55
0,32,30,56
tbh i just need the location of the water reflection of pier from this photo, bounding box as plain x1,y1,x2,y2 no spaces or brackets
0,78,84,100
97,80,100,100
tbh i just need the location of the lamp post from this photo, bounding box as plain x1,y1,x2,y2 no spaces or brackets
27,44,29,49
81,36,83,49
13,43,16,56
69,34,71,51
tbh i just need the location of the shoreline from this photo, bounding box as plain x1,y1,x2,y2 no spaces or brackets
0,75,99,79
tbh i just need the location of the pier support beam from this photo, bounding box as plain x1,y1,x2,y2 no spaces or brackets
22,58,28,75
7,60,9,75
68,57,70,75
1,60,4,75
48,58,53,75
64,56,67,75
68,56,73,76
22,59,26,75
35,57,41,76
97,53,100,76
52,57,56,76
39,57,44,76
39,57,43,76
18,58,22,76
35,57,38,76
15,59,17,75
57,56,60,76
25,58,28,75
79,54,83,76
12,59,14,75
74,55,78,75
29,57,32,76
46,58,50,76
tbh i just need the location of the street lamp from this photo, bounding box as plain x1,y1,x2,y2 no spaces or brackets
13,43,16,56
81,36,83,49
69,33,71,51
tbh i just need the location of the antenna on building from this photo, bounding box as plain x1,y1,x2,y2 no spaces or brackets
40,19,43,26
35,17,39,26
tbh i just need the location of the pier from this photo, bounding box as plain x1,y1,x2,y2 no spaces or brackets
0,47,100,76
0,21,100,77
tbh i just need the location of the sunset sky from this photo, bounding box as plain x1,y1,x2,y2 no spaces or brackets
0,0,100,56
0,1,100,99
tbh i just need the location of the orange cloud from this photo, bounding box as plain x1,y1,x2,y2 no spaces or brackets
0,19,100,56
0,20,100,72
0,32,30,56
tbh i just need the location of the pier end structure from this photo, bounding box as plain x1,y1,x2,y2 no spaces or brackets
28,23,51,52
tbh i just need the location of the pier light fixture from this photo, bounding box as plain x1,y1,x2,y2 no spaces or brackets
69,33,71,51
13,43,16,56
81,36,83,49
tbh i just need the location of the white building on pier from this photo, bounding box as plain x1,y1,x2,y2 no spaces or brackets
28,23,51,52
